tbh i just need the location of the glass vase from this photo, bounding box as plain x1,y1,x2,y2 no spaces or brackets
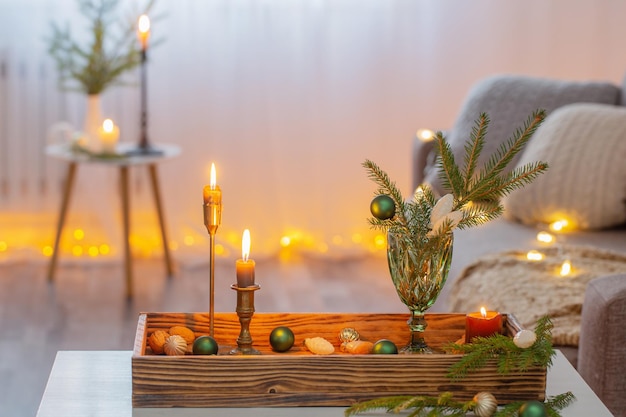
387,231,453,353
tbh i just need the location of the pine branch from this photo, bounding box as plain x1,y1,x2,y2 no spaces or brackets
462,113,489,189
363,159,410,231
482,110,546,179
434,132,465,198
345,392,468,417
444,316,555,380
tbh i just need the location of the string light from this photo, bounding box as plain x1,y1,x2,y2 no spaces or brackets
536,231,555,243
549,219,568,232
416,128,435,142
560,259,572,276
526,250,544,261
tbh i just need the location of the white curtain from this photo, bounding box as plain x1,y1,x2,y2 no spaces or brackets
1,0,626,262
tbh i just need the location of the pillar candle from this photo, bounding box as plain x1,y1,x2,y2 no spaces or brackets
236,229,255,287
98,119,119,154
465,307,502,343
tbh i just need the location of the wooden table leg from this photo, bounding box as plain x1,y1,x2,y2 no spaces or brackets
120,166,133,298
148,164,174,278
47,162,77,282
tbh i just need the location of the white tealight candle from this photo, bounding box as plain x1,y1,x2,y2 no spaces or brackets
98,119,119,154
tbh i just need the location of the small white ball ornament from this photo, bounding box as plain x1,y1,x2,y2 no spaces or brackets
473,391,498,417
514,329,537,349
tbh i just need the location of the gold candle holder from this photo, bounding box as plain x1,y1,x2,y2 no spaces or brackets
203,184,222,337
230,283,261,355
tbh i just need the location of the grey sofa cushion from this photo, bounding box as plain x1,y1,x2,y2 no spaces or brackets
424,74,620,196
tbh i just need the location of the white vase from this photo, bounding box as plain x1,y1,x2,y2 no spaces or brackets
82,94,103,152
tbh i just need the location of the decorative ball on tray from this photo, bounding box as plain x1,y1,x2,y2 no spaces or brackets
269,326,295,352
193,335,219,355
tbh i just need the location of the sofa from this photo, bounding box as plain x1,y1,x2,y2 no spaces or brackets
412,74,626,416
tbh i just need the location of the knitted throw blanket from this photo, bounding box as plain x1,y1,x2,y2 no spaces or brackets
448,245,626,346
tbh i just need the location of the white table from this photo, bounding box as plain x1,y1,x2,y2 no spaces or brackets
36,350,613,417
45,143,180,298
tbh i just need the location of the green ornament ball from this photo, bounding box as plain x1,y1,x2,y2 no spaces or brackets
370,195,396,220
519,400,547,417
372,339,398,354
269,326,295,352
192,335,219,355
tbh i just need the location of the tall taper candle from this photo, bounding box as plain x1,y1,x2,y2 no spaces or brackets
203,163,222,234
236,229,255,287
203,163,222,337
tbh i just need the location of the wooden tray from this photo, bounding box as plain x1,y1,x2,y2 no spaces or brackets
132,312,546,408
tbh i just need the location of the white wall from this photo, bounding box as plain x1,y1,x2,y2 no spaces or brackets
1,0,625,261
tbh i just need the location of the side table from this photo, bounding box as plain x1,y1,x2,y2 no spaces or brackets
45,143,181,298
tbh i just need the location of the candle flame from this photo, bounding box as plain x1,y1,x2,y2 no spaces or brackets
138,15,150,34
242,229,251,261
480,307,487,318
210,163,216,190
560,259,572,276
102,118,114,133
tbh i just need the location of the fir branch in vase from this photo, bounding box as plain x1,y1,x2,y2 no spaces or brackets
47,0,158,95
364,110,549,247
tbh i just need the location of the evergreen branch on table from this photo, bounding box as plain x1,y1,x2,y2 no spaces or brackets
344,392,469,417
345,391,575,417
462,113,489,189
494,392,576,417
444,316,555,380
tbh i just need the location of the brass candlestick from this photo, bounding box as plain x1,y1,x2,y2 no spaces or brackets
230,284,261,355
203,185,222,337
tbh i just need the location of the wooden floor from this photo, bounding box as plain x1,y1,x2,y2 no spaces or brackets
0,253,411,417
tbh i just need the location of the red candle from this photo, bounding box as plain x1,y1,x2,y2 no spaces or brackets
236,229,255,287
465,307,502,343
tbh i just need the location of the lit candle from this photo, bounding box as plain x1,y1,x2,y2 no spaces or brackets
465,307,502,343
137,14,150,51
236,229,255,287
98,118,119,153
203,163,222,231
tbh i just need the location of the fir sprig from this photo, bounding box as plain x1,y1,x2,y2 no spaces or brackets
345,391,575,417
364,111,548,243
494,392,576,417
444,316,555,380
344,392,470,417
47,0,158,94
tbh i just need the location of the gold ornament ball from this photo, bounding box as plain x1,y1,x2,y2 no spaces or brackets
338,327,360,344
472,392,498,417
370,195,396,220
